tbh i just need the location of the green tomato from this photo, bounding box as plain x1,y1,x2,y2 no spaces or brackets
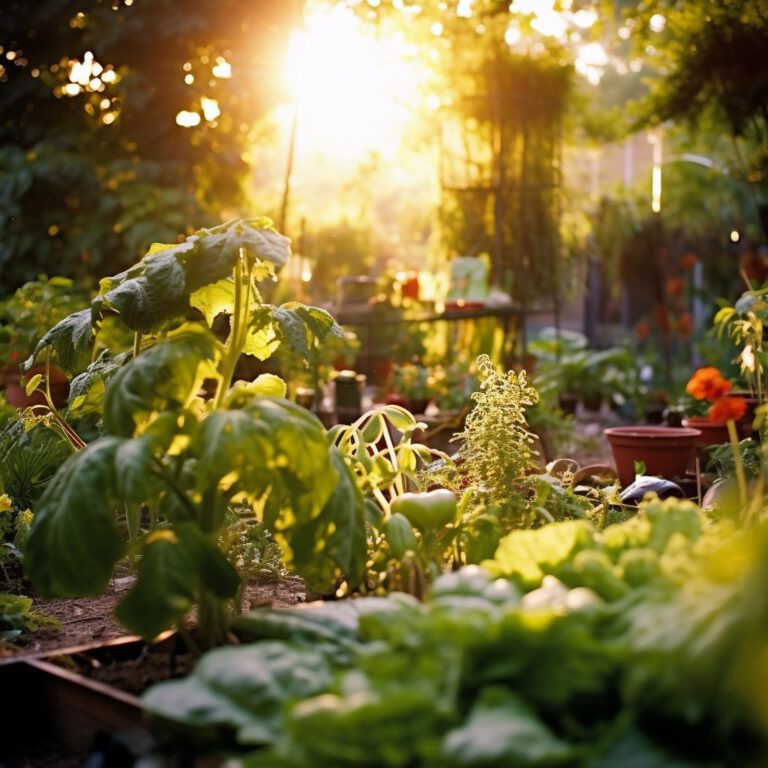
390,489,458,532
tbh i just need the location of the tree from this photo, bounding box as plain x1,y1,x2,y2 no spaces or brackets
0,0,302,291
627,0,768,231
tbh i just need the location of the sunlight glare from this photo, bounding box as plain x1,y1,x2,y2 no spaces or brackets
284,4,423,163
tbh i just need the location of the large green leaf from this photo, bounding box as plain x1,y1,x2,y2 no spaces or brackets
248,399,338,525
115,523,239,639
272,303,345,358
24,437,125,597
143,246,189,303
102,324,219,437
288,449,367,591
191,409,273,495
93,275,189,334
440,688,573,766
67,349,128,417
192,400,337,523
23,308,95,374
143,641,334,748
484,521,596,587
186,218,289,292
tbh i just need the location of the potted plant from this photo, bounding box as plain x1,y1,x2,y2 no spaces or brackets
385,363,433,414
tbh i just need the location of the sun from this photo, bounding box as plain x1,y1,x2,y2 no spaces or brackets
283,2,424,166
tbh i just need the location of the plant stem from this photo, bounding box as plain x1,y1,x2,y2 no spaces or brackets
133,332,142,359
214,248,249,410
727,419,748,518
150,460,200,521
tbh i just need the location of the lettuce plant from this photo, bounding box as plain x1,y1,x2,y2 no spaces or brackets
22,218,367,647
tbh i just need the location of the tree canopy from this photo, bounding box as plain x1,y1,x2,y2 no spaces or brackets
0,0,301,292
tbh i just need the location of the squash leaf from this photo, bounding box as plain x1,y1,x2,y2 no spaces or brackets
23,308,95,374
67,349,128,417
24,437,126,597
93,275,189,334
288,448,367,592
190,278,235,326
103,324,219,437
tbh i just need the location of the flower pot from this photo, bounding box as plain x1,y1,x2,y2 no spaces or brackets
2,362,69,409
604,425,701,488
557,392,578,416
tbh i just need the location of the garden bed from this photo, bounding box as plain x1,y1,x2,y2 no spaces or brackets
2,577,306,659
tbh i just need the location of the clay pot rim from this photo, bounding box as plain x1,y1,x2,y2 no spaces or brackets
681,416,728,426
605,426,701,439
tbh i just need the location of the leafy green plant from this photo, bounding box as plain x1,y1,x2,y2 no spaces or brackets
329,404,452,596
714,287,768,402
0,276,90,365
0,593,60,643
22,218,368,647
531,330,635,410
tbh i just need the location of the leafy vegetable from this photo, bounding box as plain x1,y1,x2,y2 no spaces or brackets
143,501,768,767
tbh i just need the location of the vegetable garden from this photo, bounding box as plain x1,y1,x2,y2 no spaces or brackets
1,218,768,766
3,1,768,765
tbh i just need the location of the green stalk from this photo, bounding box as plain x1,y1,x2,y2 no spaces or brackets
133,331,142,359
150,459,199,521
214,248,250,410
125,502,141,541
728,419,748,520
38,351,87,450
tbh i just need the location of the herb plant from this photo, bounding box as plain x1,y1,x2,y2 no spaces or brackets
22,218,368,647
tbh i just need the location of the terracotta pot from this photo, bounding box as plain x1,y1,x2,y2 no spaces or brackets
2,363,69,409
604,425,701,488
681,417,731,446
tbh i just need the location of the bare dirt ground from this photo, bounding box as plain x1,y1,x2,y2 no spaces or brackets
1,576,306,659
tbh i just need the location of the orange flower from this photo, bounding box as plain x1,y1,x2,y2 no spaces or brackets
709,396,747,423
686,367,733,402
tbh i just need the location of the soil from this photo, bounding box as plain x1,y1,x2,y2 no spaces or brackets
1,576,306,660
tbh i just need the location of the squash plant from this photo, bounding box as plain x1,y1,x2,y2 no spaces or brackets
22,218,367,647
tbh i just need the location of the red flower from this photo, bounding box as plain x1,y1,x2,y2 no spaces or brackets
709,396,747,423
679,252,698,270
654,304,670,333
686,367,732,402
677,312,693,338
636,320,650,341
665,276,684,298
